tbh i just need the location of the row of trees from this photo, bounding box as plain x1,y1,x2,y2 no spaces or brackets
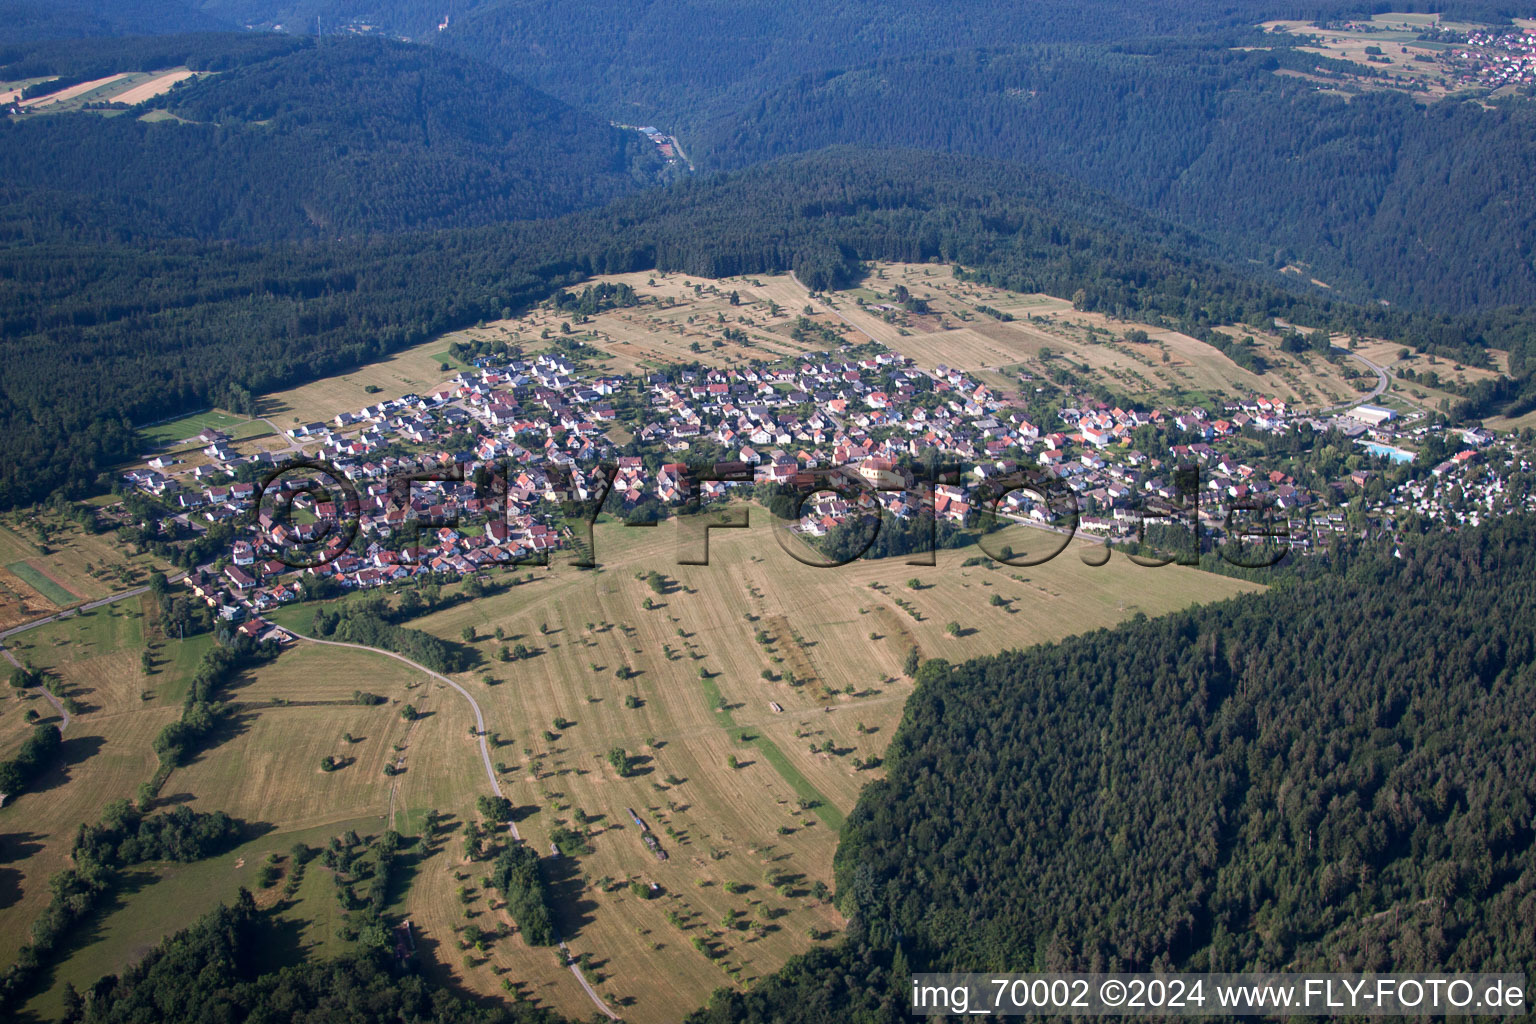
0,802,245,1012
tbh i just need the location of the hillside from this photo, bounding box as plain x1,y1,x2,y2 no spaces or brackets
0,36,662,243
3,147,1534,511
166,0,1456,120
692,42,1536,313
690,515,1536,1021
0,2,227,45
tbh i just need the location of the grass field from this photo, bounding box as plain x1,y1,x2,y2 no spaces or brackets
0,599,183,971
3,562,77,606
830,264,1362,409
138,408,264,448
0,510,171,628
259,334,483,427
20,813,379,1022
16,73,134,110
2,614,491,1016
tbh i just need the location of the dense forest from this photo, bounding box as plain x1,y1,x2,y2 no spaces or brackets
0,1,227,45
0,37,660,243
153,1,1530,121
688,514,1536,1022
693,42,1536,312
3,147,1535,510
66,891,575,1024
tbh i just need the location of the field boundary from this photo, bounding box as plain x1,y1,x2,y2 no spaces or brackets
698,675,843,828
5,561,77,606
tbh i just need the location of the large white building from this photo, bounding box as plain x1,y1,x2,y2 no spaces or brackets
1348,404,1397,428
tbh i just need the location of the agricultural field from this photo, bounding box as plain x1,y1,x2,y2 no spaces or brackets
1347,338,1507,416
523,271,855,377
817,263,1362,410
0,509,172,628
1257,13,1493,102
0,598,183,972
6,69,210,117
377,513,1260,1022
107,69,203,106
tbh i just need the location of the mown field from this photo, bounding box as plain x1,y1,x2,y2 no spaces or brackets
384,514,1260,1022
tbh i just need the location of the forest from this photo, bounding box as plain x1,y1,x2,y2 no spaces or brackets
142,1,1532,121
0,36,660,244
692,41,1536,313
688,514,1536,1022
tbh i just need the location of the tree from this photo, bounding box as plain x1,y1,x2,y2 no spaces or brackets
461,626,477,643
400,704,417,721
607,747,631,777
903,648,921,677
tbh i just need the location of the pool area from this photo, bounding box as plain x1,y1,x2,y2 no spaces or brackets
1359,441,1415,464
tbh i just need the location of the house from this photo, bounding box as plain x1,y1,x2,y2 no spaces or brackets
224,565,257,590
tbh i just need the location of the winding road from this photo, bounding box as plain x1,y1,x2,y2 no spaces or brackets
293,634,619,1020
1325,346,1391,414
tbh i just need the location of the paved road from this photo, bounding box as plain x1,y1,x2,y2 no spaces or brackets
0,572,187,732
1323,347,1391,414
293,634,619,1019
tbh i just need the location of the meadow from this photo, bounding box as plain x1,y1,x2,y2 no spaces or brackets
382,514,1259,1021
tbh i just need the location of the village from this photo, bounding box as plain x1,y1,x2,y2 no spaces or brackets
116,294,1535,627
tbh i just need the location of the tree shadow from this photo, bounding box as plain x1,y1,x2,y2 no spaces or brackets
181,709,260,767
22,734,107,798
541,852,598,940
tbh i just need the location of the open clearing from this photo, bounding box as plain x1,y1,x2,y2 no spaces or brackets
825,263,1360,409
107,69,202,106
139,408,266,448
260,334,481,427
16,73,135,110
0,510,172,627
1257,12,1494,102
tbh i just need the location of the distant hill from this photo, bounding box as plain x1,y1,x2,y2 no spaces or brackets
0,35,663,242
690,43,1536,314
156,0,1471,122
0,1,229,44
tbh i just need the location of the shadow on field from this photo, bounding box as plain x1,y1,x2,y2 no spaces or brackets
20,865,161,1006
180,709,259,767
542,853,597,939
25,734,107,798
0,831,44,910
